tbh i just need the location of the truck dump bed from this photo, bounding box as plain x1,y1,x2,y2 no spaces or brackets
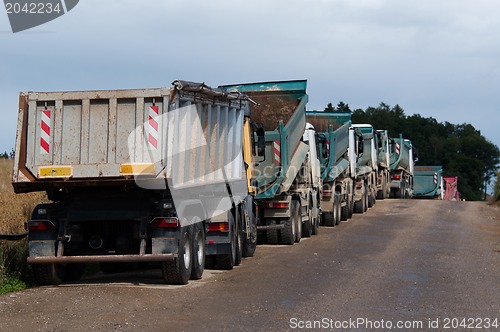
13,81,249,196
221,80,308,198
390,135,412,172
305,111,350,133
305,111,352,182
414,166,443,198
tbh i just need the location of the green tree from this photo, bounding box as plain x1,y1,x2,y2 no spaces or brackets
324,103,335,112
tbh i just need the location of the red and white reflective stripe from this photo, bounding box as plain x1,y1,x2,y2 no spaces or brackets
395,142,400,155
148,105,159,149
40,110,51,154
433,172,438,184
273,141,281,166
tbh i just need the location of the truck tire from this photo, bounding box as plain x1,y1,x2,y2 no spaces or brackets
354,185,366,214
161,226,192,285
64,263,86,282
242,231,257,257
363,184,369,212
32,264,65,286
340,194,349,221
302,204,313,238
295,202,302,243
190,223,205,280
281,201,297,245
235,210,243,266
242,200,257,257
323,212,335,226
266,230,278,244
368,192,375,208
334,193,341,225
216,212,236,270
348,194,354,218
312,215,319,235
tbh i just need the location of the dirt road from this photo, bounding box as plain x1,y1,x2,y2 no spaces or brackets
1,200,499,331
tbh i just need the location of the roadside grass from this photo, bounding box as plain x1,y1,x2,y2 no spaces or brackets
0,158,48,295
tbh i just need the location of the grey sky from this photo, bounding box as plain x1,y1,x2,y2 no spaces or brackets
1,0,499,155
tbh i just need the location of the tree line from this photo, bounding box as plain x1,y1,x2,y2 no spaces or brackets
324,102,500,201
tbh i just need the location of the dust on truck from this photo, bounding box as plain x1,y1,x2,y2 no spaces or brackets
221,80,321,245
305,111,356,225
12,80,257,285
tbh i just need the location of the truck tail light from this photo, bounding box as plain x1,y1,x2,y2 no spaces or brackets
263,202,289,209
391,175,401,180
28,220,55,232
150,217,179,228
208,222,229,232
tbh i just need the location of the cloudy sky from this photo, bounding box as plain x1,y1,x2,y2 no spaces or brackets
1,0,499,155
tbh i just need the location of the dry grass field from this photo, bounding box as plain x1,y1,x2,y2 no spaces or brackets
0,158,47,288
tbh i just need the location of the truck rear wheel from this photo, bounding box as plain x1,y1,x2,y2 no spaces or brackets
294,202,302,243
368,192,375,208
302,206,313,238
363,184,369,212
281,201,298,245
216,212,236,270
334,193,341,225
242,197,257,257
235,209,243,266
190,224,205,280
340,194,349,221
348,194,354,218
242,217,257,257
162,226,192,285
323,212,335,226
32,264,65,286
354,185,366,214
377,175,387,199
266,229,279,244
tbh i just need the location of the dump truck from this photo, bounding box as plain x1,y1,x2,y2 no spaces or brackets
305,111,356,225
443,176,460,201
351,124,378,213
375,130,391,199
389,135,415,198
221,80,321,245
413,166,443,199
12,80,260,285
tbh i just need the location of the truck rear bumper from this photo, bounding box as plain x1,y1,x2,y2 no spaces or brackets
27,254,176,264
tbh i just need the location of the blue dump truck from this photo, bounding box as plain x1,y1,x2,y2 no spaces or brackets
389,135,415,198
413,166,443,199
305,111,356,225
222,81,321,245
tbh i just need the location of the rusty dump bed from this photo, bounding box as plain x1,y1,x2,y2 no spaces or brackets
13,81,249,193
220,80,306,131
